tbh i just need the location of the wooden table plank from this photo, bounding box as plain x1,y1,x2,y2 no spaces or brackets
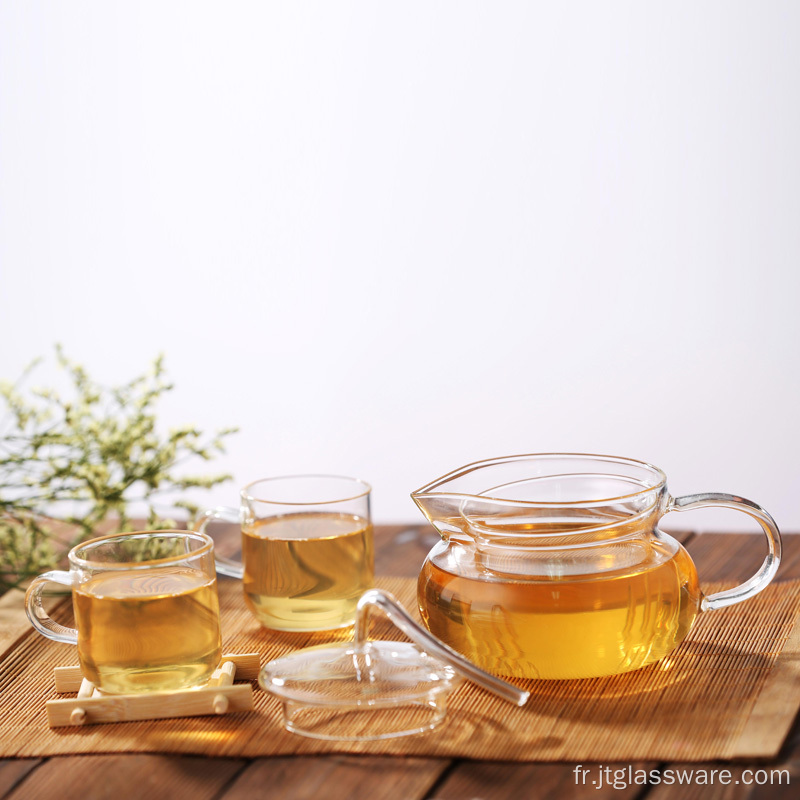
432,761,670,800
0,760,41,799
644,532,800,800
374,525,440,578
683,530,800,584
2,755,246,800
221,756,449,800
4,527,798,800
0,590,70,665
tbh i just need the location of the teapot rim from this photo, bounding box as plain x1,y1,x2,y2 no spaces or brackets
411,452,668,507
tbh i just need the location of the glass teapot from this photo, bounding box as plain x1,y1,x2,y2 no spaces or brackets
412,454,781,680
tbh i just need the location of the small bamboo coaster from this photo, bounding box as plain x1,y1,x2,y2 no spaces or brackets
46,652,259,728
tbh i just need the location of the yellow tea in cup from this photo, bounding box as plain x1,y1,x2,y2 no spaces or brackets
242,512,373,631
74,566,221,693
199,475,374,631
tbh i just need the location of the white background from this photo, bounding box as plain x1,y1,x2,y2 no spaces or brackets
1,2,798,531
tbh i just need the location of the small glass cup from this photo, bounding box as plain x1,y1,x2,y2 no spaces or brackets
197,475,374,632
25,530,222,694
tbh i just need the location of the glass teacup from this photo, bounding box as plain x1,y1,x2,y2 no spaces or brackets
25,530,222,694
197,475,374,632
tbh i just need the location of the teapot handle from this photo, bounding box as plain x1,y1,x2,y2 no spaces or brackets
669,493,781,611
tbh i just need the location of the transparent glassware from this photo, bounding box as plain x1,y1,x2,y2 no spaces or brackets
259,589,528,741
412,453,782,680
25,530,222,694
197,475,374,631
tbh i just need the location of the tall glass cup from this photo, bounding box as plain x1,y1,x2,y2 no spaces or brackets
197,475,374,632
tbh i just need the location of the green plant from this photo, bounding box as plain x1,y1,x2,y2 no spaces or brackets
0,346,236,591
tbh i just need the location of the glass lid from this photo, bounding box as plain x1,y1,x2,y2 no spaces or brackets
262,640,461,706
259,589,528,742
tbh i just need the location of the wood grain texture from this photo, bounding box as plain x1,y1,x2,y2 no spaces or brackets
684,531,800,584
5,573,796,761
3,527,799,800
3,755,246,800
0,760,41,799
648,532,800,800
691,532,800,761
428,761,656,800
0,590,69,665
374,525,440,578
730,610,800,758
221,755,448,800
644,766,796,800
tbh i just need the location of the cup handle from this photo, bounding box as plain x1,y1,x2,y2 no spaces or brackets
196,507,244,579
669,492,782,611
24,570,78,644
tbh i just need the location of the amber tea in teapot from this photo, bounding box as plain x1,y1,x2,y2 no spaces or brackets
419,518,700,679
413,454,781,680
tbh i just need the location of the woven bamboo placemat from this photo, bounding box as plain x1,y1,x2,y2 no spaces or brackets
1,576,799,762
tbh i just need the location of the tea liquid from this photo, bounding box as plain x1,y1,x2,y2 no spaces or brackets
242,512,374,631
418,537,701,679
73,567,221,693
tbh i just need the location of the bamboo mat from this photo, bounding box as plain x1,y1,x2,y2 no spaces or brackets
1,576,799,762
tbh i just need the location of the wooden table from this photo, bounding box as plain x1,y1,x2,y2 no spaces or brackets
1,526,797,800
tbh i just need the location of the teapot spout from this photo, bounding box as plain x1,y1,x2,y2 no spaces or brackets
411,459,503,540
410,489,470,540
